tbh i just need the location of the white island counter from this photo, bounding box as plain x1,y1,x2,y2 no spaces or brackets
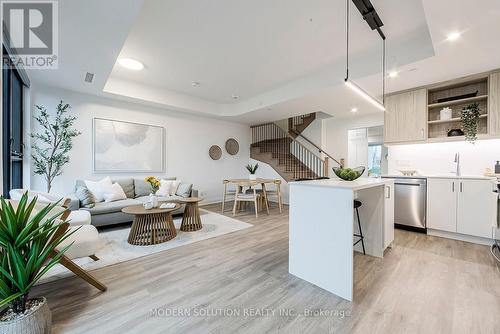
289,178,395,301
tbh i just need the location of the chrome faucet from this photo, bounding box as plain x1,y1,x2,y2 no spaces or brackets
453,152,461,176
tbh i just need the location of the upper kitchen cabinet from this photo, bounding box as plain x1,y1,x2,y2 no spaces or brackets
489,71,500,135
384,88,427,144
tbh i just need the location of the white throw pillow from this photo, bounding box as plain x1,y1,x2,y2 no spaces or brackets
157,179,174,197
103,183,127,203
85,177,112,202
169,180,181,196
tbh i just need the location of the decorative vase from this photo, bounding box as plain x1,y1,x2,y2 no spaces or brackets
440,107,452,120
0,297,52,334
149,193,158,208
249,174,257,180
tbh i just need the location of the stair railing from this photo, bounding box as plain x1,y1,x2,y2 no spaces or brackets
289,129,343,167
250,122,329,179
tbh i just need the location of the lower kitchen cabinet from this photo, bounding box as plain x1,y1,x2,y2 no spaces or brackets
427,178,457,233
457,179,496,238
427,178,496,239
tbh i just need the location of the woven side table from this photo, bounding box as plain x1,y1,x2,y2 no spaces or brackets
180,197,203,232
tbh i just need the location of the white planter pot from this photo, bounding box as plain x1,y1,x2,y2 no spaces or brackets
0,297,52,334
249,174,257,180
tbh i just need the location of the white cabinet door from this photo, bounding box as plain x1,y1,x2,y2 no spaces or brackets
427,178,457,232
457,180,495,238
384,182,395,249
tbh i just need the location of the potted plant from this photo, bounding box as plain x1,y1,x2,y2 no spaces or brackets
461,102,481,143
0,193,75,334
31,101,81,193
144,176,161,208
246,163,259,180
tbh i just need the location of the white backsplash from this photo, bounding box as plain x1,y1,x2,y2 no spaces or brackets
387,139,500,176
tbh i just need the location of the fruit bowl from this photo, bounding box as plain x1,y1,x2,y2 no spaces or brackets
332,166,365,181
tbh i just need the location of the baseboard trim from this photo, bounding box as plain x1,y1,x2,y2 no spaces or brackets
427,229,494,246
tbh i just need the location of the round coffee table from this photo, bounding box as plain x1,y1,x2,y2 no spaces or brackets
122,203,180,245
180,197,203,232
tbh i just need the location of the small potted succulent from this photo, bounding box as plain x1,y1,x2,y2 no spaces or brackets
0,192,75,334
246,163,259,180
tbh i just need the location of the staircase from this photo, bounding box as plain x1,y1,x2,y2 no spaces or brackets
288,113,316,138
250,122,329,182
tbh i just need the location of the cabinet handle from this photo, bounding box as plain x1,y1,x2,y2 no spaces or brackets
421,128,424,139
452,182,455,192
460,182,463,192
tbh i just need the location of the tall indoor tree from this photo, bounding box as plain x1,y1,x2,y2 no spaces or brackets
31,101,81,192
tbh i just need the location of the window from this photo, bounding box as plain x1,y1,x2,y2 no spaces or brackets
2,46,26,197
367,144,382,177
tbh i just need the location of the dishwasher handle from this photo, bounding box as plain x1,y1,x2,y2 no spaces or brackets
395,182,423,187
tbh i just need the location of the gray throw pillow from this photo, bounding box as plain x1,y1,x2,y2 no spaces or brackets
113,178,135,198
75,186,95,208
176,183,192,198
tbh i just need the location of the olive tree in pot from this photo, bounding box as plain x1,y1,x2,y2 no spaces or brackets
0,193,75,334
31,101,81,193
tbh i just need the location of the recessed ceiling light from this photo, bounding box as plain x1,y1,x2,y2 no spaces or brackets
350,107,358,113
117,58,144,70
191,81,200,87
231,94,239,100
446,32,461,41
388,71,399,78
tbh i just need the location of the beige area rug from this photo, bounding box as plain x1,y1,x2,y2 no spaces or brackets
39,209,252,284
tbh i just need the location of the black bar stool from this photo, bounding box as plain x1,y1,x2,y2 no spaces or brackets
353,200,366,255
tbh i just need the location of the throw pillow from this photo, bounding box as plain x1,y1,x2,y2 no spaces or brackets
85,177,113,202
103,183,127,203
176,183,193,198
75,186,95,208
169,180,181,196
157,179,175,197
114,178,135,198
133,178,150,197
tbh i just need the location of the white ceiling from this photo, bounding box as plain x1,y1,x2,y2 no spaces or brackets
28,0,500,124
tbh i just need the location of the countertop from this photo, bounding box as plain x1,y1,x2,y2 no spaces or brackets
290,178,393,191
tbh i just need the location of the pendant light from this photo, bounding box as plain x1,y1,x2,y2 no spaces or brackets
344,0,386,112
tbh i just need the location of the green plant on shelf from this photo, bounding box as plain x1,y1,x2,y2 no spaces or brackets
460,102,481,143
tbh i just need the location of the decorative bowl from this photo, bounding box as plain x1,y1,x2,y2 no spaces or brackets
332,166,365,181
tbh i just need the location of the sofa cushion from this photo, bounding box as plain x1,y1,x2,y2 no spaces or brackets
81,198,140,215
75,186,95,208
134,177,176,198
103,183,127,203
85,177,113,202
176,183,193,198
112,178,135,198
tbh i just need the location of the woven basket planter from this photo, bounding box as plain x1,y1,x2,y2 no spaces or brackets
0,297,52,334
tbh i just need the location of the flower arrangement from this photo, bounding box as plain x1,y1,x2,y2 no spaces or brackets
144,176,160,194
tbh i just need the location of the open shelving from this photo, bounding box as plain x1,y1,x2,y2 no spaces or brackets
427,77,489,139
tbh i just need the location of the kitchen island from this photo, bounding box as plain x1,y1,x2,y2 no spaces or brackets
289,178,394,301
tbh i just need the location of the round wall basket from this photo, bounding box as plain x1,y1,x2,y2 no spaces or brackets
225,138,239,155
209,145,222,160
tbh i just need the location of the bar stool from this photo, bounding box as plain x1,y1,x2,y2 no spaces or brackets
353,200,366,255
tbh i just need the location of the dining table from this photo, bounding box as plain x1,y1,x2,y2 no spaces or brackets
225,178,277,217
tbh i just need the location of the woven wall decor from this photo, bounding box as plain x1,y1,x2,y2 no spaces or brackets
209,145,222,160
225,138,239,155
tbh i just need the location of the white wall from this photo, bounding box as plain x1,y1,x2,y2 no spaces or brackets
322,112,384,175
388,139,500,176
29,86,251,204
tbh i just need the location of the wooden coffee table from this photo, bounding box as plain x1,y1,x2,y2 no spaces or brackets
180,197,203,232
122,203,180,245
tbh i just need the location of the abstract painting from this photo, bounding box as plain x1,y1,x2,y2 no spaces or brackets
93,118,165,172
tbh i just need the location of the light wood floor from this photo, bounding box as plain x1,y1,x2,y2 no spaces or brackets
32,203,500,334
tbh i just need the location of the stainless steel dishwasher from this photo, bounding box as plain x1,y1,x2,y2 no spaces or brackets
384,177,427,231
